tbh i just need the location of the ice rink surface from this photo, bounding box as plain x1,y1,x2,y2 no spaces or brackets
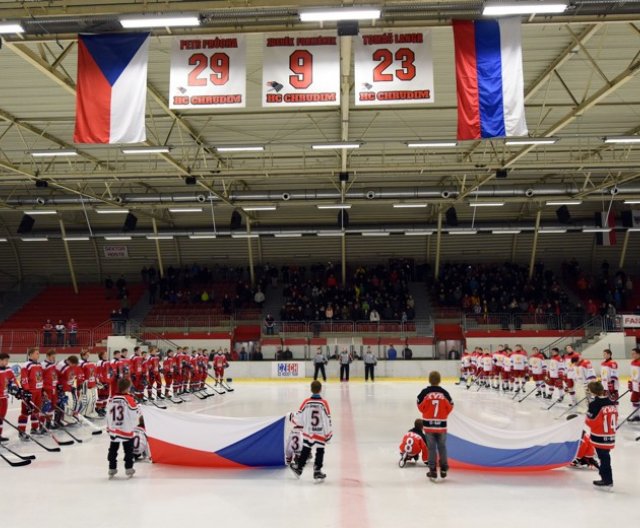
2,379,639,528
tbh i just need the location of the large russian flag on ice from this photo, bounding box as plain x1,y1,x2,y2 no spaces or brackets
74,33,150,144
447,412,584,472
453,18,528,140
142,408,285,468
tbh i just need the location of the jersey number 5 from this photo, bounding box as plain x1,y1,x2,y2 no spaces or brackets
311,409,321,427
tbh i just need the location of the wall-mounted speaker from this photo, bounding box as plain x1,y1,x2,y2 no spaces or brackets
496,169,508,179
122,213,138,232
230,210,242,230
556,205,571,224
17,214,35,234
445,206,458,227
339,171,349,183
337,21,359,36
185,176,197,185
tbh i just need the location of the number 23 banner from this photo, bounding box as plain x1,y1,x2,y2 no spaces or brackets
169,35,246,109
262,33,340,107
354,29,434,106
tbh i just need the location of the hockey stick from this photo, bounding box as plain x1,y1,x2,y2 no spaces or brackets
545,397,566,411
0,451,31,467
3,419,61,452
205,382,226,395
0,443,36,460
221,380,234,392
53,404,103,435
517,387,538,403
24,400,75,446
612,389,630,403
150,399,168,409
555,396,588,418
616,407,640,430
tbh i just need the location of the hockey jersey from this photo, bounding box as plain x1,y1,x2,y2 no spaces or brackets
79,360,98,389
630,359,640,392
600,359,619,390
0,366,17,398
107,393,141,441
294,394,333,446
21,359,44,391
285,426,303,462
576,359,596,383
133,426,149,458
548,355,565,378
528,353,546,375
417,386,454,433
585,397,618,450
213,354,229,371
511,350,528,371
56,360,78,392
399,429,429,462
42,360,59,388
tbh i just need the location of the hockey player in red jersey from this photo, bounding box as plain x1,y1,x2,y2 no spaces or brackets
42,350,59,428
213,349,229,386
96,350,111,416
130,347,146,401
0,352,17,441
628,348,640,422
289,380,332,481
146,347,162,400
79,349,99,418
109,349,122,397
585,381,618,489
600,349,619,402
398,418,429,468
18,348,45,438
118,348,132,383
56,355,80,418
162,350,176,399
417,371,454,481
571,431,599,470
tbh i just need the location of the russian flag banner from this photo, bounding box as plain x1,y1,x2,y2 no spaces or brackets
142,408,286,468
74,33,150,144
447,411,584,472
453,18,528,140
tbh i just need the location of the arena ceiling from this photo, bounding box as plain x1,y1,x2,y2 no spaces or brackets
0,0,639,240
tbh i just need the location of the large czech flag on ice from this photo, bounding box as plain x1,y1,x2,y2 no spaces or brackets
74,33,150,144
142,408,285,468
447,412,584,472
453,18,528,140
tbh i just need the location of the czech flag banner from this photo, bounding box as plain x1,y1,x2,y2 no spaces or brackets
447,411,584,472
453,18,528,140
74,33,150,144
142,407,285,468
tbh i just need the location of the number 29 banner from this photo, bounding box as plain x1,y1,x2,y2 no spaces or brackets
354,29,434,106
262,33,340,107
169,35,246,109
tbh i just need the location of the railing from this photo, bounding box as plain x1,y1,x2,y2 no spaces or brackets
143,314,234,330
462,312,593,332
267,319,426,336
540,316,605,356
0,328,95,352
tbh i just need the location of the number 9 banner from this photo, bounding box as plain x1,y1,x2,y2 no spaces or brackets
169,35,246,109
262,33,340,107
354,29,434,106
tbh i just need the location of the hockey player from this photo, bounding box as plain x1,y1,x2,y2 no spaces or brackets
56,355,80,418
457,349,472,387
480,349,493,388
417,371,454,482
571,431,600,470
109,349,122,397
501,347,513,392
289,380,332,481
547,348,565,401
213,349,229,386
146,348,162,400
398,418,429,468
79,349,99,418
285,414,303,465
0,353,17,442
41,350,59,428
189,349,200,392
491,345,505,390
528,347,547,397
130,347,146,401
118,348,132,383
162,350,176,399
600,349,619,402
564,356,579,406
132,417,150,462
573,356,597,400
96,350,111,416
585,381,618,489
628,348,640,422
106,377,141,479
18,348,45,438
511,345,528,394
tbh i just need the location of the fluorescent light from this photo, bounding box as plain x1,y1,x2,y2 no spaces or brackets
468,202,505,207
362,232,390,237
96,208,130,214
603,136,640,144
539,228,567,234
583,228,611,233
311,143,361,150
21,237,48,242
122,146,171,154
104,236,132,241
317,204,352,210
168,208,203,213
317,231,345,237
0,23,24,34
146,235,174,240
30,149,78,157
623,200,640,204
231,233,259,239
189,234,217,239
23,210,57,215
405,231,434,236
64,237,90,241
0,238,7,242
274,233,303,238
545,200,582,206
492,229,522,235
628,228,640,232
406,141,458,148
299,8,381,22
216,146,265,153
505,138,559,146
483,3,567,16
120,15,200,29
393,203,428,209
242,206,277,212
449,230,478,235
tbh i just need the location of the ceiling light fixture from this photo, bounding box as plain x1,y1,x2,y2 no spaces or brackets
539,228,568,234
64,236,91,241
483,2,567,16
95,208,130,214
317,231,345,237
189,234,217,239
449,229,478,235
168,208,203,213
468,202,505,207
120,15,201,28
406,141,458,148
504,137,559,146
23,210,57,215
393,203,428,209
104,236,132,241
21,237,48,242
121,146,171,154
216,146,265,153
146,235,174,240
30,149,78,158
405,231,434,236
242,206,277,212
0,238,7,242
231,233,259,239
582,228,611,233
362,232,390,237
492,229,522,234
317,204,352,210
311,143,361,150
623,200,640,204
274,233,303,238
0,23,24,34
545,200,582,206
603,136,640,144
299,7,381,22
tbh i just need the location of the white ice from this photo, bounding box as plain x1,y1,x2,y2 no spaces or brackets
2,380,639,528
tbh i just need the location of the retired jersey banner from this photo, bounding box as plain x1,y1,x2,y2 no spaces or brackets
262,33,340,107
169,35,246,109
354,29,434,106
143,407,285,468
447,411,583,472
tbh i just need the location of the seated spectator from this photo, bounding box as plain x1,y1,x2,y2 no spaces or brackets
387,344,397,360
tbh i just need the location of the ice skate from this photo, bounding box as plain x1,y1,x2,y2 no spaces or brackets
313,470,326,481
440,470,447,479
289,462,302,478
398,453,408,468
592,480,613,491
126,468,135,478
427,470,438,482
108,469,117,479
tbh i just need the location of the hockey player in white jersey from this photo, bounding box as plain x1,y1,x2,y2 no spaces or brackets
289,380,332,481
285,413,303,465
